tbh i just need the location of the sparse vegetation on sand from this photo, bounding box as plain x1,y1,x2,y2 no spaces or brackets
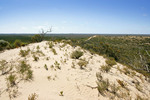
105,57,116,66
28,93,38,100
51,48,57,55
17,61,33,80
71,50,83,59
19,49,30,57
78,60,88,69
100,65,112,73
7,74,17,87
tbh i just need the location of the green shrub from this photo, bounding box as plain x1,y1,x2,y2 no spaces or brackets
117,79,126,88
7,74,16,87
106,57,116,66
0,40,10,50
0,60,9,75
44,64,48,70
54,61,60,69
36,45,40,50
31,34,43,42
78,60,88,69
51,48,57,55
18,61,33,80
47,76,51,80
49,42,53,48
59,91,64,96
28,93,38,100
71,50,83,59
19,49,30,57
110,83,120,95
101,65,111,73
96,79,109,94
14,39,22,48
33,55,39,61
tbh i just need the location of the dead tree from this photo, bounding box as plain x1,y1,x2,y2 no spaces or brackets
40,26,52,40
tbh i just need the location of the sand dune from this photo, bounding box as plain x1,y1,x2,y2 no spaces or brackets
0,41,150,100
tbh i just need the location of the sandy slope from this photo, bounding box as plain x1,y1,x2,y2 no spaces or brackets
0,41,150,100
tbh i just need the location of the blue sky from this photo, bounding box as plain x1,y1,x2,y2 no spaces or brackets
0,0,150,34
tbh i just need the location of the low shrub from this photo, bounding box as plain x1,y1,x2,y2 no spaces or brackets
28,93,38,100
54,61,60,69
101,65,111,73
106,57,116,66
7,74,17,87
31,34,43,42
51,48,57,55
0,40,10,50
0,60,9,75
33,55,39,61
117,79,126,88
19,49,30,57
96,79,109,94
14,39,22,48
44,64,48,70
49,42,53,48
78,60,88,69
71,50,83,59
18,61,33,80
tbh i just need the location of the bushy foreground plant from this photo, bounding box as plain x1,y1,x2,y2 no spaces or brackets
71,50,83,59
18,61,33,80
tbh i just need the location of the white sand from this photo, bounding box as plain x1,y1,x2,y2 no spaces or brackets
0,41,150,100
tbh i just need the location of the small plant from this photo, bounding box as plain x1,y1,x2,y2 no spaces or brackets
78,60,88,69
51,48,57,55
110,83,120,95
28,93,38,100
71,50,83,59
59,91,64,96
44,64,48,70
135,84,143,92
36,45,40,50
7,74,17,87
96,79,109,94
49,42,53,48
46,57,49,60
117,79,127,88
0,60,9,75
54,61,60,69
51,65,54,69
100,65,111,73
18,61,33,80
106,57,116,66
47,76,51,80
96,72,103,82
14,39,22,48
33,55,39,61
71,62,76,69
123,67,130,75
19,49,30,57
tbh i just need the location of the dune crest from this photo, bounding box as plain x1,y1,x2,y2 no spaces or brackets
0,41,150,100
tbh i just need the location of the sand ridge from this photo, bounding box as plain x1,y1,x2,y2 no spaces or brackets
0,41,150,100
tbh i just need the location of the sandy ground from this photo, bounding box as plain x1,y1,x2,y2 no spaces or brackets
0,41,150,100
